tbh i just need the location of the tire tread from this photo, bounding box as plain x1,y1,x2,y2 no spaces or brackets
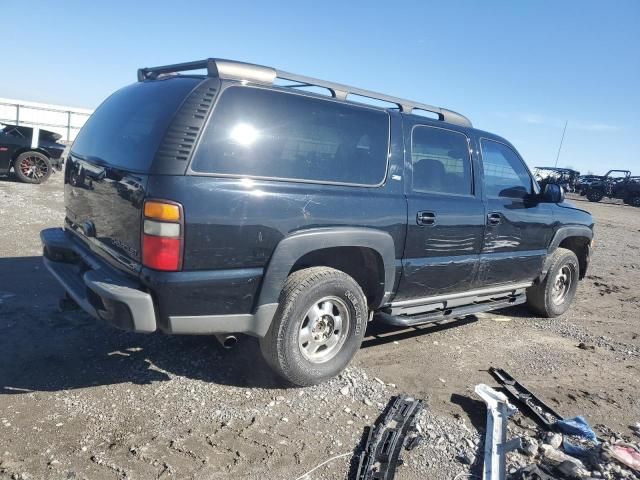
526,247,579,318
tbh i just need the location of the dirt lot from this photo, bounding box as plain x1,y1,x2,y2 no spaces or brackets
1,172,639,479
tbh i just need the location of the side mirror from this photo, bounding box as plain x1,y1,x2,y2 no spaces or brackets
543,183,565,203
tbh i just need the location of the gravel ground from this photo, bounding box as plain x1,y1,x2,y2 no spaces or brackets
1,172,639,479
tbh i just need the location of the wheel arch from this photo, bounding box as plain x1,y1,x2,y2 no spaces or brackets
289,246,385,308
545,226,593,280
256,227,397,310
11,148,52,166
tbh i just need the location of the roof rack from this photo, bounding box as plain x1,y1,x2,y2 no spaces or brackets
137,58,472,127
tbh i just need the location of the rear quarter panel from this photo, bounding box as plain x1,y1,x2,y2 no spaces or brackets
147,176,407,270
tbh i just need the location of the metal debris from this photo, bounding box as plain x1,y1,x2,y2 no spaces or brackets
489,367,564,428
475,384,522,480
355,395,424,480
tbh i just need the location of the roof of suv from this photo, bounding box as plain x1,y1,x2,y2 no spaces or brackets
137,58,473,128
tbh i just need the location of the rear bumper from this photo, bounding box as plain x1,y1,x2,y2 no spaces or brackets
40,228,277,336
41,228,156,332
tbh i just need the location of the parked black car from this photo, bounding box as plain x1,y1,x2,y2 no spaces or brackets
41,58,594,386
621,177,640,207
575,175,601,195
585,169,636,203
0,123,66,183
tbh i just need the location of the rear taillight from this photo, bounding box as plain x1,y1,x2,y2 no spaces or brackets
142,200,183,271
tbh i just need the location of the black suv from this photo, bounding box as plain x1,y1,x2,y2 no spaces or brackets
585,170,640,206
42,58,594,386
0,123,65,183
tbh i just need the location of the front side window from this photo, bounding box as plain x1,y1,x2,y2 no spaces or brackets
191,87,389,185
411,126,472,195
481,139,532,198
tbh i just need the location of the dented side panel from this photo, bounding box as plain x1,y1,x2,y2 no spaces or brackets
478,191,555,285
146,175,407,272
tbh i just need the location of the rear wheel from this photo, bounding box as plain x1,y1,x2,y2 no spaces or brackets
13,151,52,184
630,196,640,208
586,189,604,202
260,267,368,386
526,248,579,318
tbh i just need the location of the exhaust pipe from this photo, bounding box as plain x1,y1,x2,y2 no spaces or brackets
215,334,238,349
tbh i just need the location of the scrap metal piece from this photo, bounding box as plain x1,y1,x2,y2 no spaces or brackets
475,383,522,480
489,367,564,427
355,395,423,480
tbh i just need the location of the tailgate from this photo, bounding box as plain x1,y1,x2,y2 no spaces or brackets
65,155,147,269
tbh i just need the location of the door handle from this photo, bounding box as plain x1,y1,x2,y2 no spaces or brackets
487,212,502,225
417,211,436,226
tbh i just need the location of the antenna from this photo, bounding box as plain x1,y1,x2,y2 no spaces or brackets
553,120,568,168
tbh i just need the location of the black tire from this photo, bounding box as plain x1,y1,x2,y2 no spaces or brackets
630,196,640,208
13,151,52,184
526,248,579,318
586,189,603,202
259,267,368,386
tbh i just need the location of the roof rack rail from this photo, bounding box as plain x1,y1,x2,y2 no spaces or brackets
137,58,472,127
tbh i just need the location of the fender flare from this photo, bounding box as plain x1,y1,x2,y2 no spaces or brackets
256,227,397,308
540,225,593,280
11,147,52,162
547,225,593,253
11,147,59,170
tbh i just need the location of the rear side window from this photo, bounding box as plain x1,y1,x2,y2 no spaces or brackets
190,87,389,185
71,77,200,172
480,139,532,198
411,126,472,195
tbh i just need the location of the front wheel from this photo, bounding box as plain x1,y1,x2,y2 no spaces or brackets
526,248,579,318
629,196,640,208
259,267,368,386
13,151,52,184
586,189,604,202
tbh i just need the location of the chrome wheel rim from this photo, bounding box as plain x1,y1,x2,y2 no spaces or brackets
298,296,350,363
19,155,49,180
551,265,573,305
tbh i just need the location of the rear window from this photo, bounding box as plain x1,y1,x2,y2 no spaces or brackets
190,86,389,185
71,77,199,172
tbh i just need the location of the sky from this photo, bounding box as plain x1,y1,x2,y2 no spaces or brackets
2,0,638,174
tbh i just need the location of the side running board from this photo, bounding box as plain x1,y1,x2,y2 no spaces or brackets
376,294,526,328
355,395,423,480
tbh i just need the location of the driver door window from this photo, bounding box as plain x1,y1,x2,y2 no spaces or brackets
481,139,532,198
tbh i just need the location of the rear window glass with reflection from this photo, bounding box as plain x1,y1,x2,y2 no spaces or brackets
191,87,390,185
